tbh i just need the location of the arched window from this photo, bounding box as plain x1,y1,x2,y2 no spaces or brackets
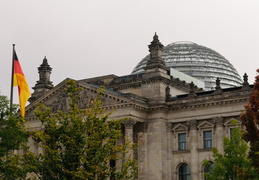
179,163,191,180
204,161,214,180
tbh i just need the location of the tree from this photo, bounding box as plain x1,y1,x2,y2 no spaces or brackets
204,121,258,180
25,80,137,180
0,94,29,180
240,69,259,172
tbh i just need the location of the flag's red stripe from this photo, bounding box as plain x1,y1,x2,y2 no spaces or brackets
14,60,24,76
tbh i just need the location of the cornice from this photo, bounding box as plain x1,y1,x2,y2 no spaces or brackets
167,90,250,111
168,97,249,111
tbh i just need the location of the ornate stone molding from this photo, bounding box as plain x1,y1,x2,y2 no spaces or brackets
187,120,197,130
212,116,224,126
166,122,172,132
47,90,68,113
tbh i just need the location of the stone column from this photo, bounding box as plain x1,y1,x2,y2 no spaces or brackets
187,120,199,180
146,119,168,180
122,119,137,159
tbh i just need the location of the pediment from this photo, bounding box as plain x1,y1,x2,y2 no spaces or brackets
224,118,240,127
197,121,214,129
26,78,139,117
172,124,188,132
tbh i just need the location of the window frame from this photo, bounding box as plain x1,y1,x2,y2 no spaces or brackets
203,130,212,149
178,133,187,151
179,163,191,180
203,161,214,180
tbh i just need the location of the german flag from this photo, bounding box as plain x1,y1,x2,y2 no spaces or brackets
13,46,31,117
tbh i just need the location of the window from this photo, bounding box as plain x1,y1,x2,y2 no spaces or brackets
110,159,116,180
179,163,191,180
203,131,212,149
204,161,214,180
230,128,234,139
178,133,187,150
230,128,240,139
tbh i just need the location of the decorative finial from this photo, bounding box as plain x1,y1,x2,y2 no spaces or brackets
43,56,48,64
243,73,248,85
242,73,250,91
153,32,158,41
143,33,167,72
148,33,164,62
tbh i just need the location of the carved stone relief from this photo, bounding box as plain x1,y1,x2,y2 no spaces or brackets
187,120,197,130
47,90,68,112
78,90,91,109
166,122,172,132
212,116,224,126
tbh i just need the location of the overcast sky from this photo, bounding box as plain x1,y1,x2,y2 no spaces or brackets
1,0,259,104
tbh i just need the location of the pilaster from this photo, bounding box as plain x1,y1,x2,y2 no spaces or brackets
187,120,199,180
213,116,224,152
122,119,137,159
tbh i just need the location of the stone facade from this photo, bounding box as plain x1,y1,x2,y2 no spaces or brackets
25,34,252,180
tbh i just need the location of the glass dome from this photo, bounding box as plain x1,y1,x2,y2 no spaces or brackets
132,42,243,90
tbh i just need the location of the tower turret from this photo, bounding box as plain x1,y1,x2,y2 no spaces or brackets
142,33,171,103
29,56,54,102
144,33,166,70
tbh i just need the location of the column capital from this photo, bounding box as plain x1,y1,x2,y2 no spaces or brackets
135,122,148,132
166,122,172,132
122,119,137,129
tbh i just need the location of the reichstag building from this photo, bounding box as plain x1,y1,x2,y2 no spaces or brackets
26,33,251,180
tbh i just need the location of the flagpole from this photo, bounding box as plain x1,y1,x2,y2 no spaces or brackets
10,44,15,112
